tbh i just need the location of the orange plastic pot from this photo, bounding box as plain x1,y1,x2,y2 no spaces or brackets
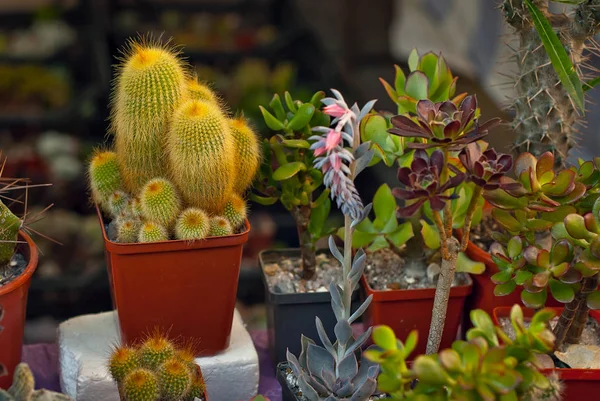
97,206,249,356
361,274,472,357
0,231,38,389
492,306,600,400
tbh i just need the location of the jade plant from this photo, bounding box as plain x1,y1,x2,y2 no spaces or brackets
0,363,71,401
283,89,379,400
365,305,562,401
252,91,334,279
88,37,260,243
484,152,600,349
108,332,206,401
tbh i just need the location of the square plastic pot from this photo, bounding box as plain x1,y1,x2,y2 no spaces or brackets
0,232,38,389
492,306,600,400
97,205,249,356
361,273,472,357
276,362,301,401
259,249,359,366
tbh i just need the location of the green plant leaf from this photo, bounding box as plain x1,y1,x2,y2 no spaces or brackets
494,280,517,296
408,48,419,72
259,106,285,131
413,356,449,386
281,139,310,149
272,162,306,181
421,221,441,249
584,76,600,92
249,193,278,206
587,291,600,309
394,64,407,95
524,0,585,112
456,252,485,274
308,197,331,239
522,289,548,308
405,71,429,100
388,222,414,247
549,279,575,303
404,330,418,357
470,309,498,346
372,325,397,350
287,103,316,131
373,184,397,222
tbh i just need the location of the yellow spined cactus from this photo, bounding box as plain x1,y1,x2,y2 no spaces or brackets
157,359,192,399
139,178,181,227
175,208,209,241
209,216,232,237
229,117,260,193
88,150,122,206
223,194,247,229
116,218,141,243
167,99,235,213
108,346,139,383
187,77,219,105
122,369,159,401
111,39,188,193
138,221,169,243
108,190,131,218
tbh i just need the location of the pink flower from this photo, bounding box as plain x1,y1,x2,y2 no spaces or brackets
323,104,347,118
325,129,342,151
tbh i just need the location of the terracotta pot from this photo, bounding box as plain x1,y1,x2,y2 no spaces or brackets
361,274,472,357
492,306,600,400
97,205,249,356
0,231,38,389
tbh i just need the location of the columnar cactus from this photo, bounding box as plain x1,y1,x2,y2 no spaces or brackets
223,194,247,230
111,41,188,193
229,117,260,193
88,150,122,206
139,178,181,227
0,200,21,265
187,77,219,105
167,99,236,214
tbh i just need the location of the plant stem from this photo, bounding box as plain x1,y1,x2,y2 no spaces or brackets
460,186,483,252
291,205,316,280
566,274,599,344
552,282,587,349
432,210,448,259
441,150,453,237
426,236,459,354
343,214,353,320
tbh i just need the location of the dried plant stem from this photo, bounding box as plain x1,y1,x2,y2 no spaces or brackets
566,274,599,344
291,205,316,280
432,210,448,259
426,236,459,354
460,186,483,252
342,214,353,320
552,277,592,349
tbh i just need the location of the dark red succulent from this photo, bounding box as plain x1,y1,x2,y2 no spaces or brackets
388,96,501,151
393,149,465,217
453,142,514,190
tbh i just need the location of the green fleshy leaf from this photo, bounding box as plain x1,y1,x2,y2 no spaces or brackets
470,309,498,346
372,325,397,350
281,139,310,149
540,205,577,222
515,270,533,285
549,279,575,303
373,184,397,222
388,222,414,248
249,193,278,206
491,270,513,284
524,0,584,111
418,52,438,81
486,190,528,211
564,214,593,240
404,330,418,357
308,197,331,239
413,356,450,386
394,65,407,95
259,106,285,131
405,71,429,100
583,76,600,92
507,237,523,259
457,252,485,274
587,291,600,310
438,349,462,373
272,162,306,181
494,280,517,296
421,221,441,250
408,49,419,72
521,289,547,309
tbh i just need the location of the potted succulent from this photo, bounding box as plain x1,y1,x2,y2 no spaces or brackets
107,332,208,401
1,363,71,400
366,305,563,400
253,90,361,363
88,38,260,356
485,152,600,397
277,89,380,400
0,163,49,389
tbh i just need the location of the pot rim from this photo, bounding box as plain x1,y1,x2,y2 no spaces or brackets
96,204,250,254
361,273,473,301
0,230,38,297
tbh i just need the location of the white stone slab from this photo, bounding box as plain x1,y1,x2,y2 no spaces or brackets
58,309,258,401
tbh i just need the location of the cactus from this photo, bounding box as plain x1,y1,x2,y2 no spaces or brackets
0,200,21,265
229,117,260,193
108,191,130,218
116,218,141,243
502,0,600,166
138,333,175,370
4,363,71,401
138,221,169,243
108,346,140,383
166,99,236,214
184,375,206,401
88,150,122,206
174,208,209,241
222,194,247,230
157,359,191,399
139,178,181,227
187,77,219,105
174,347,197,374
122,369,159,401
208,216,232,237
127,197,144,219
111,40,188,193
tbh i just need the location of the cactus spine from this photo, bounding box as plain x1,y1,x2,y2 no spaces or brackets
209,216,232,237
187,78,219,105
88,150,122,206
167,99,236,214
108,191,130,218
229,117,260,193
185,375,206,401
109,346,140,382
140,178,181,227
122,369,159,401
0,200,21,265
116,218,141,243
138,334,175,370
503,0,600,166
138,221,168,243
157,359,191,399
175,208,209,240
111,41,188,193
223,194,247,230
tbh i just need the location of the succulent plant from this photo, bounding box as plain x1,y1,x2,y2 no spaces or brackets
175,208,210,241
139,178,182,228
208,216,232,237
252,90,335,279
457,142,514,191
222,194,247,230
88,150,122,208
366,305,560,401
0,363,72,401
229,116,261,194
108,333,207,401
138,222,169,243
379,49,466,115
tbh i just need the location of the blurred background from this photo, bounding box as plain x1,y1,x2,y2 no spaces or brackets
0,0,598,343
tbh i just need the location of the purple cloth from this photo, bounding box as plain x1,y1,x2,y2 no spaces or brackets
22,329,282,401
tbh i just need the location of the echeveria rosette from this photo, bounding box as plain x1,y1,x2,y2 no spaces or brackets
392,149,465,218
388,96,501,151
456,142,514,191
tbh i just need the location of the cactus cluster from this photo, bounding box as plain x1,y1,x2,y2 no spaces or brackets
108,333,206,401
88,37,260,243
0,363,72,400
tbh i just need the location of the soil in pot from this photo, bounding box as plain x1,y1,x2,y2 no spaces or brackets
260,249,360,366
0,254,28,287
468,214,500,253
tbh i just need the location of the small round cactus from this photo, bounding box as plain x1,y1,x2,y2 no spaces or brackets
117,218,141,243
187,77,219,105
108,191,131,218
138,221,169,243
88,150,122,205
223,194,247,230
184,374,206,401
108,346,140,382
174,347,197,374
138,333,175,370
0,200,21,265
175,208,210,240
122,369,159,401
127,197,144,218
209,216,232,237
229,117,260,193
140,178,181,227
157,358,192,399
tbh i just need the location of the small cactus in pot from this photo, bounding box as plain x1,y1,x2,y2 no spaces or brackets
0,363,72,400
